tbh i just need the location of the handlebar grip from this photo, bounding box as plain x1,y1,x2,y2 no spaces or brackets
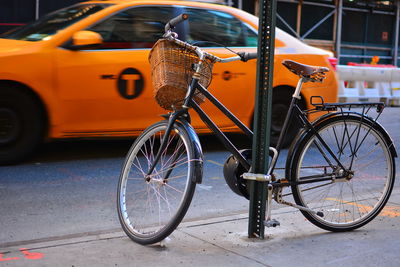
238,52,258,62
165,14,189,32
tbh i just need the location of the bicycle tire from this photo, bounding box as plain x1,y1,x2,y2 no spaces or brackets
288,114,395,231
117,120,199,244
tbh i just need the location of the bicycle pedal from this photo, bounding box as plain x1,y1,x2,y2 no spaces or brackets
264,219,280,228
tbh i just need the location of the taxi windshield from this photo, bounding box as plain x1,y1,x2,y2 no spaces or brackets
1,4,111,41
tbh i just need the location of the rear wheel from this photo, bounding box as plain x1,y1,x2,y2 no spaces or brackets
0,86,44,165
117,120,198,245
289,115,395,231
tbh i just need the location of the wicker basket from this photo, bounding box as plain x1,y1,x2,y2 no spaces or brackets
149,39,214,110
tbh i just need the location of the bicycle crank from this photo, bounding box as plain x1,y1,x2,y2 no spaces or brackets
274,187,324,217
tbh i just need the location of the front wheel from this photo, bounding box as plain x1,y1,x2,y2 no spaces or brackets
117,120,199,245
288,114,395,231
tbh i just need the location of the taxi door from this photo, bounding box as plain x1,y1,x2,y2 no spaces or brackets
54,6,176,137
182,7,259,132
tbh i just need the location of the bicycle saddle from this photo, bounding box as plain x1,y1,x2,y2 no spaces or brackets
282,60,329,82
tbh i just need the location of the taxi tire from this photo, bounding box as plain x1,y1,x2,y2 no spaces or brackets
0,86,44,165
270,87,305,147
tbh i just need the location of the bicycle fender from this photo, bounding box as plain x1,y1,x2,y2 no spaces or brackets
175,120,204,184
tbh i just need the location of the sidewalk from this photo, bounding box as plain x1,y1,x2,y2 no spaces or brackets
1,190,399,267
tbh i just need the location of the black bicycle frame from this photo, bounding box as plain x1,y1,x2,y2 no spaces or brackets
187,78,320,175
186,78,305,174
148,77,381,185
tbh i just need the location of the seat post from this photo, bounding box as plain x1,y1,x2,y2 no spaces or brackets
293,77,305,99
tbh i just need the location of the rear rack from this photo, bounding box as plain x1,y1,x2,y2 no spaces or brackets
305,96,386,125
308,96,385,113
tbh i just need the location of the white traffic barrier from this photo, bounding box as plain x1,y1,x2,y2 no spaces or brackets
337,65,400,105
391,68,400,106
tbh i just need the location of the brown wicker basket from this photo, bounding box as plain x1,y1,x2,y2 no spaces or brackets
149,39,214,110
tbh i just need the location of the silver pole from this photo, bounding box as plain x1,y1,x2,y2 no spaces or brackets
35,0,40,19
335,0,343,62
238,0,243,9
394,0,399,66
296,1,302,36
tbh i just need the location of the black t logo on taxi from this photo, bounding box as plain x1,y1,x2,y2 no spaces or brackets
117,68,144,99
222,71,232,81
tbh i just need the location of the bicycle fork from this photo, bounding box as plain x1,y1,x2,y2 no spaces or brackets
145,109,188,181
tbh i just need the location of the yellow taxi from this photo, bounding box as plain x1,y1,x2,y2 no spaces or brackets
0,0,338,164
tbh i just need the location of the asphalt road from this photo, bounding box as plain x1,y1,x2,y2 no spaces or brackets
1,107,399,247
0,134,253,245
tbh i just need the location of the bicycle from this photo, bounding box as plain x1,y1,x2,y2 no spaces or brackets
117,14,397,245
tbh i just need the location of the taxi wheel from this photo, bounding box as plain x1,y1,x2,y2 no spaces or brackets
270,87,305,148
0,86,45,165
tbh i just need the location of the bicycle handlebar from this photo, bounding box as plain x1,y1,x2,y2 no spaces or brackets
163,14,257,64
237,52,258,62
165,14,188,32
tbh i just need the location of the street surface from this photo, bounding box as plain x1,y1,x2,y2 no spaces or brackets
0,134,254,244
0,107,399,266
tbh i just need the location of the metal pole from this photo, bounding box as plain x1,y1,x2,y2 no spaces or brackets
333,0,338,44
35,0,40,19
335,0,343,62
363,11,370,63
238,0,243,9
248,0,276,239
393,0,399,66
296,0,302,37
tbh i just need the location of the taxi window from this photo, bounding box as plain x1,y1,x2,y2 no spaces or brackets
183,8,258,47
1,4,109,41
87,6,175,49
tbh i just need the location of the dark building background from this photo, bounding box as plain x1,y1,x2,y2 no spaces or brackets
274,0,400,65
0,0,82,33
1,0,399,65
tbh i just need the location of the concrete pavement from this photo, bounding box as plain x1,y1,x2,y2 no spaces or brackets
1,188,399,267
